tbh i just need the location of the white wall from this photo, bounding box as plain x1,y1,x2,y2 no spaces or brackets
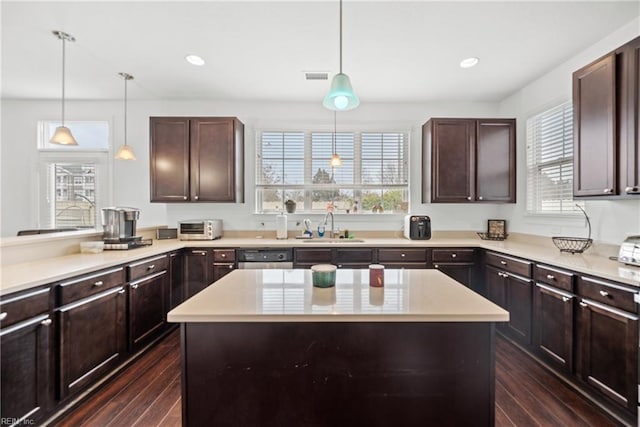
1,98,501,237
497,19,640,245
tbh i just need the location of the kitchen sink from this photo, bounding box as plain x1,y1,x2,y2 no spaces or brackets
302,238,365,243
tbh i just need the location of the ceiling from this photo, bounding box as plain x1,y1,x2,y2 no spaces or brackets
2,1,638,103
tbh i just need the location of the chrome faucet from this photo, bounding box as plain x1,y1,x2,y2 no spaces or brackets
323,211,335,238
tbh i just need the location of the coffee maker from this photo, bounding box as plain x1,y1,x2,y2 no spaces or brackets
102,207,145,249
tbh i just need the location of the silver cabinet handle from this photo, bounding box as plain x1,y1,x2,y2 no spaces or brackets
183,196,188,200
579,301,588,308
41,319,52,326
434,264,439,268
503,273,509,278
118,289,126,294
0,312,7,321
562,296,570,303
192,250,207,255
401,253,405,257
93,281,104,287
194,195,199,200
603,188,613,194
451,253,457,258
466,196,471,201
599,290,609,297
131,284,139,289
625,186,640,194
500,260,507,265
221,253,226,258
478,196,483,201
546,274,555,280
227,264,234,269
147,264,155,270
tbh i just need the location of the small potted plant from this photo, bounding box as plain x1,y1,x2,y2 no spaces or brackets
285,199,297,213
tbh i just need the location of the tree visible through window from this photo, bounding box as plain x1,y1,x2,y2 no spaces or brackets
256,130,409,213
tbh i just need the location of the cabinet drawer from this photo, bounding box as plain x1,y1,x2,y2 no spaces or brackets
295,249,332,264
127,255,168,282
59,267,125,306
432,248,474,263
577,276,637,312
485,252,532,278
213,249,236,262
534,265,574,292
335,248,374,264
0,287,51,328
378,249,427,263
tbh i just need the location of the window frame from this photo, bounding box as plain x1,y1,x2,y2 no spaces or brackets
254,128,410,214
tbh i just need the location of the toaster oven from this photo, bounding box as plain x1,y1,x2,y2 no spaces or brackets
178,219,223,240
618,235,640,267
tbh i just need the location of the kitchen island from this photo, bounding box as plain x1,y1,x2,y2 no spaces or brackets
168,269,508,426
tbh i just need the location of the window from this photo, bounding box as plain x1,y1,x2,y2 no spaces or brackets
37,121,110,229
256,129,409,213
526,102,579,215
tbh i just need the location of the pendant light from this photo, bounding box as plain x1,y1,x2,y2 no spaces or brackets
50,31,78,145
323,0,360,111
330,111,342,167
114,73,136,160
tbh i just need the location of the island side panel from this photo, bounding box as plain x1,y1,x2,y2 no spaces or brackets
181,322,495,427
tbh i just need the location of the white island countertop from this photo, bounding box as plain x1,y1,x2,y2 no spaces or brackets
167,269,509,323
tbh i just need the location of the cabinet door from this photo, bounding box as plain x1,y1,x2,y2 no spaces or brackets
58,286,127,399
485,265,506,308
190,118,242,202
573,53,617,197
576,299,638,413
428,119,475,202
213,263,235,282
150,117,190,202
1,315,53,425
169,251,183,310
619,37,640,195
476,119,516,202
129,271,167,350
184,249,210,298
505,273,533,346
533,284,574,373
433,263,474,289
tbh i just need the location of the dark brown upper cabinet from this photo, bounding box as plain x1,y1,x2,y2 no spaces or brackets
573,35,640,198
423,118,516,203
150,117,244,203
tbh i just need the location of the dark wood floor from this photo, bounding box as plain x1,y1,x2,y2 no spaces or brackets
51,328,626,427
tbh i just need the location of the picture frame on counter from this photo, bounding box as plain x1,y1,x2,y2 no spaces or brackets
487,219,507,238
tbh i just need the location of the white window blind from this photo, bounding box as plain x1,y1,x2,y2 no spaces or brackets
526,102,578,215
256,130,408,213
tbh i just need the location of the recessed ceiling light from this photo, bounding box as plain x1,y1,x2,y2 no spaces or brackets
185,54,205,66
460,57,479,69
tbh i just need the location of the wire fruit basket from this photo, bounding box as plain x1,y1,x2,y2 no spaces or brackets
551,205,593,254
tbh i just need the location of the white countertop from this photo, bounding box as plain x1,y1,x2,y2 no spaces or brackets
167,269,510,323
1,235,639,296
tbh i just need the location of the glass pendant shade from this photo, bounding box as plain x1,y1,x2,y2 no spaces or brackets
115,144,136,160
330,153,343,167
323,73,360,111
50,125,78,145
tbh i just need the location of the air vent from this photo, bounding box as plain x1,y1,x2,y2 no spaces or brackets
305,72,329,81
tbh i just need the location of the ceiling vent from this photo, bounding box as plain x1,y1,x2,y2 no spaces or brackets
305,72,329,81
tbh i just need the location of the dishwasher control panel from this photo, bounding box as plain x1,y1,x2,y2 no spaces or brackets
237,249,293,263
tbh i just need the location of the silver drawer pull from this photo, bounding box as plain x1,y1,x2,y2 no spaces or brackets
451,253,457,258
466,196,471,201
131,284,139,289
227,265,234,269
194,195,199,200
603,188,612,194
434,264,439,268
579,302,588,308
183,196,188,200
546,274,555,280
147,264,155,270
93,281,104,287
478,196,483,201
41,319,52,326
0,312,7,321
625,186,640,194
500,260,507,265
401,253,405,257
118,289,126,294
599,290,609,297
562,296,570,303
221,253,226,258
192,250,207,255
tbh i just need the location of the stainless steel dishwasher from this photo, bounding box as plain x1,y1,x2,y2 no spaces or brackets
237,248,294,269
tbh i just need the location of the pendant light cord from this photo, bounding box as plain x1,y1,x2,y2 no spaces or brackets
339,0,343,74
124,76,128,147
61,36,66,126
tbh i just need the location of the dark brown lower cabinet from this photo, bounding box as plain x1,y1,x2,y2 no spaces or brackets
58,286,127,399
576,298,638,414
129,271,167,351
0,314,53,425
168,251,183,310
533,283,574,373
183,249,210,298
434,264,474,288
485,265,507,325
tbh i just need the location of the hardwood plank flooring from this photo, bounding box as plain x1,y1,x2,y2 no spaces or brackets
50,329,629,427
